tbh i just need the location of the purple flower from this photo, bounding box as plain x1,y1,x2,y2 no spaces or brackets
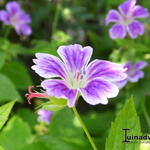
116,61,147,88
0,1,32,36
31,44,127,107
37,109,53,124
106,0,149,39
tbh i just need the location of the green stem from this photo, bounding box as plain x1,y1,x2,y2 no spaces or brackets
51,0,61,37
72,107,98,150
141,101,150,129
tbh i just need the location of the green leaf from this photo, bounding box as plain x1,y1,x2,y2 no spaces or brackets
39,134,89,150
50,97,67,106
16,108,37,129
47,108,90,149
0,116,32,150
0,38,27,57
83,111,115,136
105,97,141,150
0,101,15,129
0,38,10,52
140,142,150,150
49,108,83,137
0,52,6,70
42,102,66,111
18,142,49,150
41,97,67,111
0,146,4,150
0,74,22,102
1,62,32,90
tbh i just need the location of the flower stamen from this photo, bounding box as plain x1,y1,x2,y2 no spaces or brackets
25,86,48,104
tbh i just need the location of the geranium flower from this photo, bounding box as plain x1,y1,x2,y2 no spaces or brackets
30,44,126,107
0,1,32,36
106,0,149,39
37,109,53,124
116,61,147,88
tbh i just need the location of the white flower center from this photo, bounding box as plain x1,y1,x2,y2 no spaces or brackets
65,69,87,89
120,14,133,26
10,14,20,26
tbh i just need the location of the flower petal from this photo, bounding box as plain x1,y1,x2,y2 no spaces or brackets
109,24,127,39
13,25,21,35
19,12,31,24
37,110,53,124
32,53,66,79
118,0,136,15
129,71,144,82
115,78,128,88
105,10,121,25
41,80,77,107
123,62,131,74
57,44,93,74
86,60,127,82
132,5,149,18
135,61,148,70
20,24,32,36
0,10,10,24
127,21,144,38
6,1,21,15
80,79,119,105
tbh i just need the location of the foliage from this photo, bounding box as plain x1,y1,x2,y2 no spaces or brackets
0,0,150,150
106,98,141,150
0,101,15,129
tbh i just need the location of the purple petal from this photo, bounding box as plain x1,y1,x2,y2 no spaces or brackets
118,0,136,15
37,109,53,124
124,62,131,70
135,61,148,70
41,80,77,107
115,78,128,88
86,60,127,82
105,10,121,25
80,79,119,105
19,12,31,24
123,62,132,74
13,25,21,35
6,1,21,15
0,10,10,24
129,71,144,82
109,24,127,39
127,21,144,38
132,5,149,18
57,44,93,74
20,24,32,36
32,53,66,79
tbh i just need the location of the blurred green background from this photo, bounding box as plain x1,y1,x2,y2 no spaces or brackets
0,0,150,150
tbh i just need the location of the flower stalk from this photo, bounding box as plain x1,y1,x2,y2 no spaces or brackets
51,0,62,37
72,107,98,150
